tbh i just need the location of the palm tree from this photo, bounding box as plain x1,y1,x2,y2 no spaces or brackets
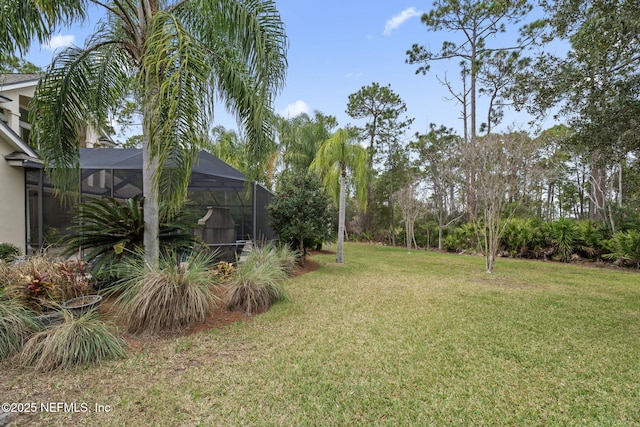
277,111,337,176
4,0,287,264
311,128,368,263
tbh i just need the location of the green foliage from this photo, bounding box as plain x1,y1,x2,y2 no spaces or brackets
226,246,289,315
248,242,301,276
550,218,577,262
0,242,20,262
278,111,337,177
524,0,640,159
0,55,41,73
502,218,540,258
0,290,41,360
604,230,640,268
59,196,202,274
443,218,615,265
268,173,335,254
443,222,482,253
19,310,126,371
574,220,608,258
110,250,220,335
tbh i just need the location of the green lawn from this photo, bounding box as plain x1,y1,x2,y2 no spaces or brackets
2,243,639,426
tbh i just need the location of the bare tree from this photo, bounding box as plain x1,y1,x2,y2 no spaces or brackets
465,131,543,273
412,124,464,250
396,183,426,251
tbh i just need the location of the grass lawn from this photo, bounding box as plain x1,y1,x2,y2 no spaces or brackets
2,242,639,426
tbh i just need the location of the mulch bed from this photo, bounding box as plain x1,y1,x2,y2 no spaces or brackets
96,257,321,352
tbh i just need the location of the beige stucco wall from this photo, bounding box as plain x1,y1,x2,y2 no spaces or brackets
0,84,36,134
0,139,27,253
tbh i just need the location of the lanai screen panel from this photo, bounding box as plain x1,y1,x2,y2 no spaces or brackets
27,148,274,247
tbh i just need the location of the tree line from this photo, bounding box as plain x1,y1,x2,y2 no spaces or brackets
3,0,638,272
214,0,640,271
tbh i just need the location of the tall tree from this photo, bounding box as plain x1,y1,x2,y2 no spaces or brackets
395,183,426,251
208,125,250,177
311,128,368,263
517,0,640,223
346,82,412,237
0,56,41,73
406,0,539,217
277,111,337,176
4,0,288,264
412,124,464,250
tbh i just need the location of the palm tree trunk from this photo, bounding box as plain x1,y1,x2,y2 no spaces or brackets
337,171,346,263
142,139,160,265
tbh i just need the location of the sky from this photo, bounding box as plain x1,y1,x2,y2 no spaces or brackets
23,1,556,143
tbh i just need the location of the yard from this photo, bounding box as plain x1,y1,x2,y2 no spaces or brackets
2,242,639,426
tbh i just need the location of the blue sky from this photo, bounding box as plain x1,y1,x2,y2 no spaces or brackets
24,1,555,142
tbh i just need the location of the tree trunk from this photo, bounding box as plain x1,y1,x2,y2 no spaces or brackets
142,140,160,265
438,212,444,251
337,171,346,263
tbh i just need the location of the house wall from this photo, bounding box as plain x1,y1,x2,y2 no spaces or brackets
0,139,27,253
0,84,36,134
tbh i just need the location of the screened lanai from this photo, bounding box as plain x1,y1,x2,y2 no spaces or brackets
25,148,275,254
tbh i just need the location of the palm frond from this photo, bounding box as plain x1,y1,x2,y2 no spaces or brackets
29,35,131,195
140,10,214,213
0,0,87,56
176,0,287,180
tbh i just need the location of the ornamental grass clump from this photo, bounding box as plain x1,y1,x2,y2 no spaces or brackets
0,290,41,360
226,249,289,315
249,242,301,276
112,250,220,335
19,310,126,371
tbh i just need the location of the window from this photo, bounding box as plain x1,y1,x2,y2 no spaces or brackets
19,107,31,144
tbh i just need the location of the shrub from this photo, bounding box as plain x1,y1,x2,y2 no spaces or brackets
574,220,608,259
603,230,640,268
3,255,91,309
443,222,481,253
19,310,126,371
111,250,220,335
268,173,335,255
226,247,289,315
248,242,301,276
550,218,577,262
0,290,41,360
273,243,301,275
502,218,538,258
215,261,236,281
59,196,203,274
0,243,21,262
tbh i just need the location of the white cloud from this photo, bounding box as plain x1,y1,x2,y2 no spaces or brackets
280,100,309,118
383,7,422,35
346,72,364,79
44,34,76,51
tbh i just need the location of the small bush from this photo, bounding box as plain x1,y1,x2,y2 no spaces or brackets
248,242,301,276
59,196,203,274
0,290,41,360
443,222,481,253
0,243,21,262
19,310,125,371
226,248,289,315
112,250,220,335
3,255,90,309
551,218,577,262
603,230,640,268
